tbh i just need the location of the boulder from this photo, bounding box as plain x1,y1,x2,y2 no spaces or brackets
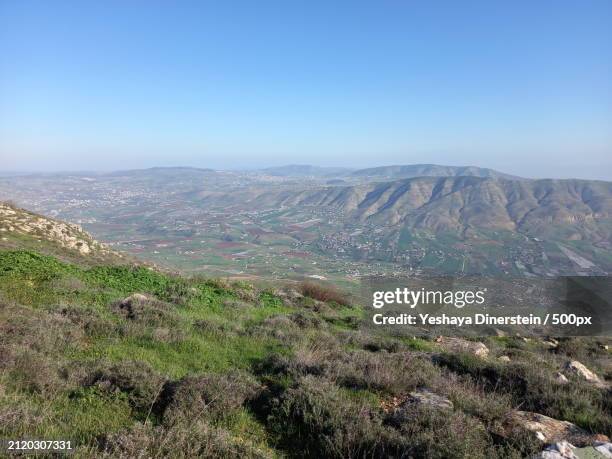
534,441,578,459
402,389,453,411
498,355,511,363
543,338,559,348
536,441,612,459
563,360,607,388
505,411,608,447
435,336,489,358
593,442,612,457
554,372,569,384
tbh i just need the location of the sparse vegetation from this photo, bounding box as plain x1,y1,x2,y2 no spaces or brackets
300,281,352,307
0,242,610,457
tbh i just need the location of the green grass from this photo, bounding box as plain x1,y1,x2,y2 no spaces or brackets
1,248,610,458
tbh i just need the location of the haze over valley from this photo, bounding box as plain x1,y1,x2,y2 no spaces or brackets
2,164,611,283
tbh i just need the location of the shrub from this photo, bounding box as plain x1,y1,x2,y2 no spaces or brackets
80,360,166,418
159,279,196,305
386,403,493,458
270,375,386,458
553,337,607,361
299,281,351,307
331,351,441,395
58,305,114,337
110,295,179,327
259,340,441,397
288,311,323,329
102,420,273,458
5,348,63,394
156,370,261,425
436,352,612,433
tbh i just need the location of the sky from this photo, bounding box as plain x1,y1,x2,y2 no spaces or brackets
1,0,611,179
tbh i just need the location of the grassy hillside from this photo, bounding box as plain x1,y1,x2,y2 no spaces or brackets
0,211,611,457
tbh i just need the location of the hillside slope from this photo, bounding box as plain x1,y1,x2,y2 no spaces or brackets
191,176,612,241
0,205,610,458
0,201,128,265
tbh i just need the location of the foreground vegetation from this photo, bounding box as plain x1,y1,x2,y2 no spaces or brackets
0,249,610,458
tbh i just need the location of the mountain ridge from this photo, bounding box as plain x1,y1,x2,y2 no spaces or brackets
189,176,612,241
350,164,521,180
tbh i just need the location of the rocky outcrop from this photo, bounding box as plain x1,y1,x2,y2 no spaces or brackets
563,360,607,388
534,441,578,459
0,202,118,257
534,441,612,459
380,389,454,414
403,389,453,411
505,411,608,447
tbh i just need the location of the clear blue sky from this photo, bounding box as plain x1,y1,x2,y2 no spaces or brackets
1,0,611,179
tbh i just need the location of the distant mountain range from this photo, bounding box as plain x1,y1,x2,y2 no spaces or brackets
260,164,354,177
255,163,521,180
349,164,521,180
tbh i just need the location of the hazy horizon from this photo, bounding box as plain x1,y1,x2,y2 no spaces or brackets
2,160,612,182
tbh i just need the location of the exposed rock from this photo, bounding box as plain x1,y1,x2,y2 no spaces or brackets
593,442,612,457
0,201,118,257
435,336,489,358
505,411,607,447
563,360,607,388
554,372,569,384
543,338,559,348
533,441,578,459
498,355,511,362
402,389,453,411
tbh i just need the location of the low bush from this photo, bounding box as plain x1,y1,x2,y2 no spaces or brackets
156,370,261,425
110,295,179,327
58,305,115,337
299,281,351,307
331,351,441,395
386,403,494,458
288,311,324,328
436,352,612,433
269,375,386,458
80,360,166,419
4,348,63,394
102,420,273,458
